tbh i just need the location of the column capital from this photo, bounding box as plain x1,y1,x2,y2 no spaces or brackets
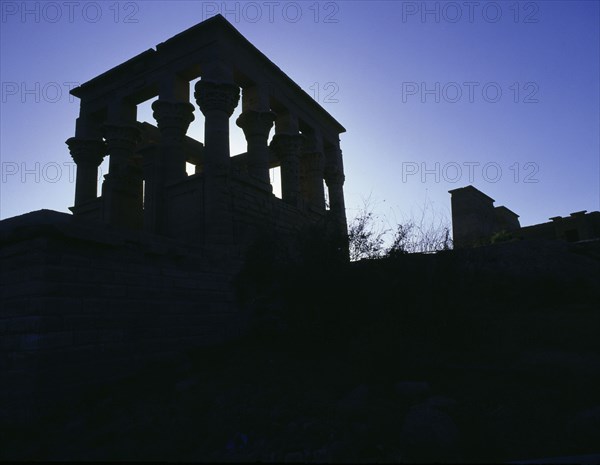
270,133,305,158
194,80,240,117
67,136,105,207
66,137,106,166
324,166,345,186
236,110,276,138
151,100,195,132
302,129,324,154
324,144,343,159
152,100,195,169
237,110,276,186
102,123,142,151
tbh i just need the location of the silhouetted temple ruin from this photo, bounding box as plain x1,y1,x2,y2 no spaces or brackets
0,15,347,423
66,14,347,252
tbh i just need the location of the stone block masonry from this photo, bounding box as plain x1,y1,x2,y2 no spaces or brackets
0,210,246,424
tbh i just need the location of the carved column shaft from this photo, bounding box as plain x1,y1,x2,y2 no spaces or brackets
303,150,326,210
271,133,304,206
152,100,195,183
236,110,275,186
324,144,349,258
101,123,142,229
194,79,240,248
66,137,105,206
324,145,346,215
103,124,141,177
195,80,240,177
325,170,345,214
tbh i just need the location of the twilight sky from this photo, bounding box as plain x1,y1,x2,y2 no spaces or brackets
1,1,599,232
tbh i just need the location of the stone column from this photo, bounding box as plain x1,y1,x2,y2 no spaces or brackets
325,143,349,258
303,151,326,211
101,123,142,229
194,80,240,177
301,130,326,211
325,167,345,217
194,78,240,249
236,110,275,187
138,143,160,233
271,133,304,207
151,99,195,183
66,137,106,206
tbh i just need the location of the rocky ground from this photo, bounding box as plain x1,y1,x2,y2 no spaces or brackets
5,328,600,462
3,239,600,462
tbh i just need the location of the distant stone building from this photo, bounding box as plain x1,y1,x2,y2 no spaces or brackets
449,185,520,248
449,185,600,248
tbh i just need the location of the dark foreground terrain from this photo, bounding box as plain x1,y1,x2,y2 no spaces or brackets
3,238,600,462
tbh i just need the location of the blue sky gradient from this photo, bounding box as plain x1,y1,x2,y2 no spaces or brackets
1,1,599,231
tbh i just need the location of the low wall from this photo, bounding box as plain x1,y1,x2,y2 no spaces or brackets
0,210,247,423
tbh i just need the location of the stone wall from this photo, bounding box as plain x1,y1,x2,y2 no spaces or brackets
520,211,600,243
229,173,325,247
0,209,247,423
2,213,599,460
450,185,600,247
